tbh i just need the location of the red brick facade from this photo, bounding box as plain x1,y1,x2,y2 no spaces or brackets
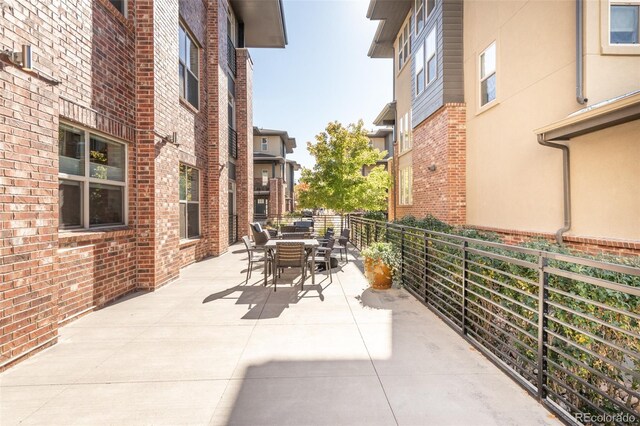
395,103,466,224
1,0,256,369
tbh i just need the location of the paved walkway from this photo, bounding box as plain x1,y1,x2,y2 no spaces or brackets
1,246,561,425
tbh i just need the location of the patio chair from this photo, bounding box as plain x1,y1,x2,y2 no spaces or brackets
250,222,270,246
272,242,306,291
241,236,271,284
281,225,297,233
334,229,350,262
309,238,335,283
317,228,334,247
281,232,308,240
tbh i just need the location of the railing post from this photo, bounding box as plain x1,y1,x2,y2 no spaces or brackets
400,228,405,281
461,241,468,334
537,254,549,400
424,233,429,304
384,222,389,243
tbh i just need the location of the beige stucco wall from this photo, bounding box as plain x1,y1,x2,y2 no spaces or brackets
464,0,640,241
253,163,282,179
394,11,414,198
369,136,386,153
253,135,284,157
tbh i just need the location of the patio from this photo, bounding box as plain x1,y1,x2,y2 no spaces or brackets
1,246,560,425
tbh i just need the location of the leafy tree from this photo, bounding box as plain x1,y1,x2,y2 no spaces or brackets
297,120,390,214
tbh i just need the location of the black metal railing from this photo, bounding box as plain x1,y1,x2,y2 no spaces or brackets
349,216,640,426
228,162,236,181
229,214,238,244
228,127,238,159
254,177,271,192
227,37,236,76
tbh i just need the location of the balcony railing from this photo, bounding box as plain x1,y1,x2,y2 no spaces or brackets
227,37,236,76
254,177,270,192
229,127,238,159
349,216,640,426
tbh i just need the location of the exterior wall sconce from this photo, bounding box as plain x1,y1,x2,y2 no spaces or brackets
11,45,33,70
428,164,437,172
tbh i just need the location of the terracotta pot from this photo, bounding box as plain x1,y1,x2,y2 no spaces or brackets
364,257,393,290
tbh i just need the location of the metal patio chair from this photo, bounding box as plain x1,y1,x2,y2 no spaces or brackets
242,236,271,284
272,241,306,291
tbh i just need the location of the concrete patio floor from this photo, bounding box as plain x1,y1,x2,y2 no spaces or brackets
1,246,561,426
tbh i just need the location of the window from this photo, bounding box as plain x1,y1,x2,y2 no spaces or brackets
399,167,413,205
427,0,435,18
415,42,425,95
59,125,126,229
262,169,269,186
426,27,437,85
399,112,412,153
398,21,411,71
109,0,126,16
415,0,424,34
179,24,199,109
480,42,497,107
179,164,200,239
261,137,268,151
610,2,639,44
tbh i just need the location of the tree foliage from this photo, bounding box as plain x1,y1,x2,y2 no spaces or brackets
297,120,390,213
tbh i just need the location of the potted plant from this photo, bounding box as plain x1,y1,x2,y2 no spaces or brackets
361,242,400,290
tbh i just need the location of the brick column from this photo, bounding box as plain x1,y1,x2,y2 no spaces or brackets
235,49,253,237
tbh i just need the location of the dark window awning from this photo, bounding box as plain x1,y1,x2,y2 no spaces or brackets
536,90,640,141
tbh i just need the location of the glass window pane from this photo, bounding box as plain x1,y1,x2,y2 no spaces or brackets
187,71,199,108
481,73,496,106
89,183,124,227
189,39,199,72
90,136,125,181
189,168,199,201
60,180,82,228
427,29,436,57
109,0,125,14
179,202,187,239
187,203,200,238
415,43,424,73
179,164,187,201
417,70,425,94
179,63,185,98
428,57,437,83
179,27,186,63
481,43,496,79
59,127,85,176
611,5,639,44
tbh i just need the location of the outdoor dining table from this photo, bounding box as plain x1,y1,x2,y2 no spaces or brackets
263,239,320,286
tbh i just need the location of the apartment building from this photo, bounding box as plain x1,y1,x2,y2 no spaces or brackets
253,127,298,220
368,0,639,255
0,0,287,368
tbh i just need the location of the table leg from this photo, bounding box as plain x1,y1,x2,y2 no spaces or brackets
311,246,316,286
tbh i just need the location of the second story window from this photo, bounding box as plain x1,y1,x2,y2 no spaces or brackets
399,112,412,153
179,24,199,109
261,137,268,151
109,0,126,16
610,2,639,44
415,42,425,95
398,21,411,71
480,42,497,107
415,0,424,34
426,27,437,85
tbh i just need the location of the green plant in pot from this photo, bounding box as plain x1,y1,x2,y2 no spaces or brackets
361,242,400,289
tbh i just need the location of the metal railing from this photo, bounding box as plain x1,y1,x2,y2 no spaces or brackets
228,127,238,159
229,214,238,244
227,37,236,76
254,177,271,192
349,216,640,425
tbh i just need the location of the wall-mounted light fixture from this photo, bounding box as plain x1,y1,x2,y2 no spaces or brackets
2,44,60,85
428,164,437,172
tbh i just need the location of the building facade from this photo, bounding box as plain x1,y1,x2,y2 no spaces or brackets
0,0,287,369
368,0,639,255
253,127,298,220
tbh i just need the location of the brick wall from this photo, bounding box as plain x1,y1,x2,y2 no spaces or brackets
235,48,254,239
395,104,466,224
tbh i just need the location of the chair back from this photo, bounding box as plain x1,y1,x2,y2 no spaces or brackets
282,232,308,240
340,229,350,239
275,242,306,267
281,225,297,233
252,229,270,246
242,236,254,261
323,238,335,261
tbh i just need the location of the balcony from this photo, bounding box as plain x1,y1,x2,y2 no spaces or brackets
228,127,238,159
254,177,271,192
228,37,236,76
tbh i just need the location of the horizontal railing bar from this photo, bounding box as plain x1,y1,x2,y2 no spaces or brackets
464,313,539,356
546,316,640,359
546,300,640,341
465,301,538,342
467,247,539,270
545,267,640,297
465,266,538,300
425,266,464,291
466,257,540,289
547,286,640,322
464,288,538,327
465,327,538,375
466,278,538,314
427,283,464,310
543,251,640,276
425,244,464,262
545,329,640,380
546,345,640,400
426,237,465,250
426,250,463,270
543,381,608,419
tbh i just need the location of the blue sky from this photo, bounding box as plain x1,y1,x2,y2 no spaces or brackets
250,0,393,171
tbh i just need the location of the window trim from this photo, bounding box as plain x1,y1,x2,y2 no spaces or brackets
261,137,269,151
398,166,413,206
415,42,425,95
108,0,127,18
179,22,201,110
58,123,128,231
426,27,437,87
478,41,498,111
179,164,201,241
601,0,640,54
397,18,412,73
415,0,424,35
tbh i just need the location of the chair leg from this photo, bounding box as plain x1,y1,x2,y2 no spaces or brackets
248,260,253,279
328,260,332,283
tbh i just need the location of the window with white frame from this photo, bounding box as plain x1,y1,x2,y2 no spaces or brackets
179,23,200,109
399,112,412,153
109,0,126,16
427,0,435,18
261,137,268,151
398,21,411,71
426,27,437,85
480,42,497,107
415,0,424,34
610,1,639,44
415,42,425,95
262,169,269,185
179,164,200,239
399,166,413,205
59,125,126,229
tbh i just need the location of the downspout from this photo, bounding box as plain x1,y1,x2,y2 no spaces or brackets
576,0,588,105
537,134,571,245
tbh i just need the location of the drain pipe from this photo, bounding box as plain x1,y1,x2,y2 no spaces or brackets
576,0,588,104
537,134,571,245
